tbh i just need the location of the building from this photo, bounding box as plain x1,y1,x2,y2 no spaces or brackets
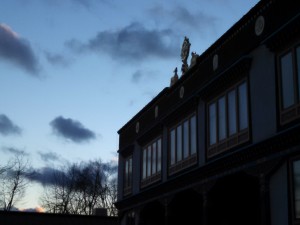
115,0,300,224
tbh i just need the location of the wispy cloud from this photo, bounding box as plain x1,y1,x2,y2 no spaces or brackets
1,146,29,156
44,51,72,68
0,114,22,136
37,151,60,163
148,4,217,33
131,69,158,84
50,116,96,143
0,23,40,75
66,22,179,63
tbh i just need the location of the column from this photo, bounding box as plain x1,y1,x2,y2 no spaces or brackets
260,174,270,225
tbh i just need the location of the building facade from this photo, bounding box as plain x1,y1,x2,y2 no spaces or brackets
115,1,300,224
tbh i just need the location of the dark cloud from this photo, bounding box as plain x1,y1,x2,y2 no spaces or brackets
44,51,71,67
26,167,65,186
0,23,40,75
37,151,60,163
1,146,29,156
66,22,179,62
50,116,96,143
0,114,22,136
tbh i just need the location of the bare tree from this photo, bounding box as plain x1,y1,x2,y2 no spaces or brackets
41,159,118,216
0,154,31,211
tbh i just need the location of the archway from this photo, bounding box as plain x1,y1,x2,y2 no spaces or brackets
168,189,203,225
208,172,260,225
139,201,164,225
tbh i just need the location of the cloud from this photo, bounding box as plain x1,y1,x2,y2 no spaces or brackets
0,23,40,75
66,22,179,62
148,4,217,32
131,69,158,84
171,6,216,29
0,114,22,136
44,51,72,67
50,116,96,143
1,146,29,156
131,70,143,83
26,167,65,186
37,151,60,163
20,206,45,213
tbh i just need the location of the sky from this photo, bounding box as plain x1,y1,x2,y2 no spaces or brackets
0,0,259,211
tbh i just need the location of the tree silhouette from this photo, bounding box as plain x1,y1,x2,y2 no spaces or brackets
40,159,118,216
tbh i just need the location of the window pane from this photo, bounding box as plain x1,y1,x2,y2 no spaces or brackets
228,90,237,136
147,146,151,177
218,96,227,141
170,129,176,165
142,149,147,179
152,142,157,174
238,82,248,130
176,125,182,162
293,160,300,219
297,47,300,101
129,158,132,185
183,120,189,159
209,103,217,145
157,139,162,172
190,116,197,155
125,160,129,186
281,52,295,109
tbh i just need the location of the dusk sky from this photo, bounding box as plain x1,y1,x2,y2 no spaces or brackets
0,0,259,211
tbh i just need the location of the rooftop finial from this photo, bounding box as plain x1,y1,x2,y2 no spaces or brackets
181,36,191,75
170,67,179,87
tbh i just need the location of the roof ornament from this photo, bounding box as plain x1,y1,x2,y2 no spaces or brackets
170,67,179,87
181,36,191,75
190,51,199,68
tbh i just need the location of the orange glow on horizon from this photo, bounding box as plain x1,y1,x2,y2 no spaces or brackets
35,206,45,213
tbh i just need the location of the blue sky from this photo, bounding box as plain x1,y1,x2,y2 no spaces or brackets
0,0,259,210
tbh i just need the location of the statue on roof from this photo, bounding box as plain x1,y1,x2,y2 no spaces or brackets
190,51,199,68
170,67,179,87
181,36,191,75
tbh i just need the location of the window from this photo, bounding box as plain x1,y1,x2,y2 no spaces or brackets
141,137,162,187
207,80,249,158
278,44,300,124
124,155,133,196
169,114,197,175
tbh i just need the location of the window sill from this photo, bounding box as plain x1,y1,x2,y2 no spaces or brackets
168,154,197,175
141,172,161,188
123,187,132,197
280,103,300,125
207,129,249,158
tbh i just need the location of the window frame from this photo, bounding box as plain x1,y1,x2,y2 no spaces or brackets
141,136,162,188
207,79,250,158
123,155,133,196
278,43,300,125
168,113,198,175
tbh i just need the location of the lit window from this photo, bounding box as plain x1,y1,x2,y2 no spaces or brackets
279,45,300,124
141,137,162,187
169,114,197,175
207,80,249,158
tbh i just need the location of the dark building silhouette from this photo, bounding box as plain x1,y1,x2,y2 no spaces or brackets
0,211,118,225
115,1,300,224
